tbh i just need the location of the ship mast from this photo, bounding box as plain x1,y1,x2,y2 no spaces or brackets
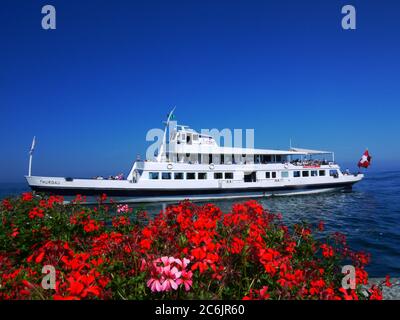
28,136,36,176
157,107,176,162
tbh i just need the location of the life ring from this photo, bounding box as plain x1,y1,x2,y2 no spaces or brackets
284,163,289,169
209,163,215,170
167,163,173,170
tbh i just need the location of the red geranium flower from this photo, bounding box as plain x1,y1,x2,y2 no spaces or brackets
320,244,334,258
28,207,44,219
2,199,13,210
385,275,392,287
21,192,33,201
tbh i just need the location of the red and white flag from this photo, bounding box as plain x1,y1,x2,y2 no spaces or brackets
358,149,371,168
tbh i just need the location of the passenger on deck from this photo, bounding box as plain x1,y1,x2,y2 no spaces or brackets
116,173,124,180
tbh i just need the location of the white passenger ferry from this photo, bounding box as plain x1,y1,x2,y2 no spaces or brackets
26,111,363,202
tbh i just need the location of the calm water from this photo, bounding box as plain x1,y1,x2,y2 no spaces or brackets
1,171,400,276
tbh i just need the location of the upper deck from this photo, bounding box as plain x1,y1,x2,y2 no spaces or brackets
158,123,335,166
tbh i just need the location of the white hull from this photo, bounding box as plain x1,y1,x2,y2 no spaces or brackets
26,165,363,203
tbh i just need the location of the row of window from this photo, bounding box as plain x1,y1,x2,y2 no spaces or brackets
148,169,338,180
293,170,326,178
266,170,338,179
170,153,286,164
149,172,234,180
265,171,277,179
292,170,339,178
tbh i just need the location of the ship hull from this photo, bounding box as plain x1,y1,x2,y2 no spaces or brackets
27,179,359,202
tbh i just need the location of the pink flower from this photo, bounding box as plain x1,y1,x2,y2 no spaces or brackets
146,256,192,293
162,278,178,291
147,278,163,292
117,204,129,213
175,258,191,269
161,265,181,292
159,256,176,266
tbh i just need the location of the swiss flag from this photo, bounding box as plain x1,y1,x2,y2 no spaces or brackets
358,149,371,168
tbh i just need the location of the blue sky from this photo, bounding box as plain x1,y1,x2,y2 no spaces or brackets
1,0,399,182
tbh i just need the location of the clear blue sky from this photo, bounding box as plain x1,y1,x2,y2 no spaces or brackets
1,0,399,182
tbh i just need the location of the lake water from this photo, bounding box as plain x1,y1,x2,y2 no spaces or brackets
1,170,399,277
